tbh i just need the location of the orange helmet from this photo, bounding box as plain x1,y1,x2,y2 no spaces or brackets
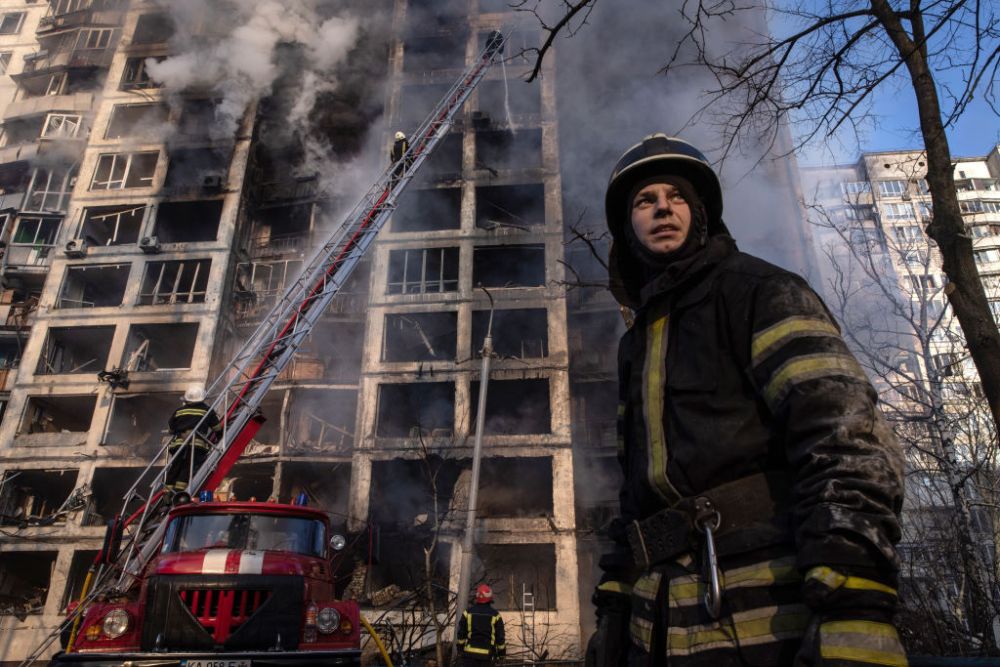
474,583,493,604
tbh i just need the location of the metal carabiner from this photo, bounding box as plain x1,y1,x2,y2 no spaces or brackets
694,497,723,620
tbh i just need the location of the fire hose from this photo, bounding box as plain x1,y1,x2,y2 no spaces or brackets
360,614,393,667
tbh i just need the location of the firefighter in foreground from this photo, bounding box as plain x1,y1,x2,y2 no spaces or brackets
457,584,506,664
164,385,222,493
586,134,907,666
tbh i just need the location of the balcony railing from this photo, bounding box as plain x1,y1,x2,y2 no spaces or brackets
20,48,114,75
2,244,53,270
4,92,96,120
249,232,309,258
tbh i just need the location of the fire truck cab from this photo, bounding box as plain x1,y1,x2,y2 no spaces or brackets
51,499,361,666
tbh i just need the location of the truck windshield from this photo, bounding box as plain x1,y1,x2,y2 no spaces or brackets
162,514,326,557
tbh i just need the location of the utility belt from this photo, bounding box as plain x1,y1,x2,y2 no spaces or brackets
168,430,213,451
626,471,794,618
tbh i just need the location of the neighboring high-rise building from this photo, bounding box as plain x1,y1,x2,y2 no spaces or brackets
0,1,816,662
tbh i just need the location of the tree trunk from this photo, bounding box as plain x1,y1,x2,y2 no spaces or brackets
870,0,1000,437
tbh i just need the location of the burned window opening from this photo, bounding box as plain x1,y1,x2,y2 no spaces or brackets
2,117,45,145
387,247,459,295
475,128,542,172
475,543,555,610
120,56,163,91
376,382,454,438
103,392,180,456
105,103,169,140
414,133,462,184
154,200,222,243
20,395,96,434
25,164,76,213
398,84,453,137
470,378,551,435
234,259,303,322
406,0,467,33
370,459,463,528
367,533,452,608
59,264,130,308
85,466,160,526
571,380,618,450
472,308,548,358
476,79,541,120
80,205,145,246
177,98,221,142
131,12,175,44
138,259,210,305
286,389,357,455
472,245,545,288
402,32,467,73
475,183,545,232
571,311,622,376
0,469,79,527
36,326,115,375
478,457,552,517
394,188,461,233
281,462,350,516
61,550,100,611
219,463,276,502
164,147,229,192
0,551,57,617
91,152,158,190
575,455,622,531
122,322,198,372
311,321,363,382
383,312,457,362
0,339,20,373
250,203,312,254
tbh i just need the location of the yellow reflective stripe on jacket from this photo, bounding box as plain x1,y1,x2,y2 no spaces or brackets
174,408,209,417
819,620,908,666
597,580,632,595
463,646,490,655
641,311,681,503
490,614,498,648
763,353,867,406
806,566,897,596
666,604,810,653
669,556,800,606
751,316,840,366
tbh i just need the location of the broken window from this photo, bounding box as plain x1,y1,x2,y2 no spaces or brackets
367,531,452,608
61,550,100,612
370,459,463,527
11,216,60,246
403,31,468,72
475,183,545,231
383,312,457,362
0,340,20,372
90,151,158,190
0,551,56,618
41,113,83,139
59,264,130,308
219,463,275,502
315,321,364,381
153,200,222,243
233,259,303,320
470,378,551,434
1,117,45,145
387,247,459,295
472,308,548,358
0,469,79,527
575,455,622,531
102,393,179,455
394,188,461,232
376,382,454,438
105,103,169,140
177,98,220,142
131,12,175,44
37,325,115,375
406,0,467,30
475,128,542,172
76,28,114,50
84,466,159,526
164,147,229,191
120,56,163,91
476,543,555,610
122,322,199,371
476,79,541,121
286,389,357,455
251,204,312,254
398,84,452,136
571,380,618,449
280,462,350,515
571,311,622,377
472,244,545,287
414,132,463,184
20,395,96,434
138,259,210,305
478,457,552,517
79,205,145,246
25,165,76,212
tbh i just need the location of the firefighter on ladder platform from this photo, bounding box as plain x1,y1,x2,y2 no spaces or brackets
390,130,410,185
457,584,506,665
164,385,222,494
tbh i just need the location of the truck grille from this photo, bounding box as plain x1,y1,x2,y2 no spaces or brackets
179,589,271,642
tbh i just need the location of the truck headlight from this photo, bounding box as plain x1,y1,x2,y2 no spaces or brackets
101,609,130,639
316,607,340,634
329,534,346,551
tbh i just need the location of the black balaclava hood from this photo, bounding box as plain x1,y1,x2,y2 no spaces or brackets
622,175,709,282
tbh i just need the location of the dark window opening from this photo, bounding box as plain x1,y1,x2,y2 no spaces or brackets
177,98,220,143
0,339,19,371
286,389,357,455
402,32,467,73
394,188,461,232
105,103,169,140
36,326,114,375
370,459,463,527
383,312,457,362
571,311,622,376
406,0,467,32
479,457,552,517
476,183,545,231
120,56,163,91
138,259,211,305
122,322,198,371
131,12,175,44
387,247,459,295
79,205,145,246
1,117,46,145
571,380,618,450
308,321,363,382
470,378,550,434
475,128,542,172
250,203,312,255
0,469,79,526
85,466,161,526
475,544,555,610
233,259,303,322
414,133,463,184
163,147,229,191
20,395,96,434
575,455,622,531
91,152,158,190
368,533,452,608
472,244,545,287
220,463,275,502
103,393,180,457
59,264,129,309
398,84,452,136
472,308,547,358
0,551,57,617
154,200,222,243
476,79,541,120
25,165,76,212
376,382,454,438
280,462,351,516
61,550,100,611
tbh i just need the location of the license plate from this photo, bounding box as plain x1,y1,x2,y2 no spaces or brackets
183,661,251,667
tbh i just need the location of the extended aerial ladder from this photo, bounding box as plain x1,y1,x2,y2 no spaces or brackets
21,29,508,666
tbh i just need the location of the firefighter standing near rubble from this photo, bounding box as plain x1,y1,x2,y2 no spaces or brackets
585,134,907,666
457,584,506,665
164,385,222,493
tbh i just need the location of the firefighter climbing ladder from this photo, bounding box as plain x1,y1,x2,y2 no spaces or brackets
21,29,509,667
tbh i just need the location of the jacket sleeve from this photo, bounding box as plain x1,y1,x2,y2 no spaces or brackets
456,610,468,647
167,409,179,434
494,611,505,653
747,273,904,584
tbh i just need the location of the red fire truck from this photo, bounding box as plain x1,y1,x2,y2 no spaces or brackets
51,497,361,666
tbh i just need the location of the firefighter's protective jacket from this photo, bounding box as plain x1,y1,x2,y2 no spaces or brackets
167,401,222,449
456,602,505,660
599,234,906,664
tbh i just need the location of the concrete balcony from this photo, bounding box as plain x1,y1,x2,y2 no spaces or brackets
0,142,40,166
36,9,123,34
3,244,54,272
17,48,114,76
3,92,96,121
